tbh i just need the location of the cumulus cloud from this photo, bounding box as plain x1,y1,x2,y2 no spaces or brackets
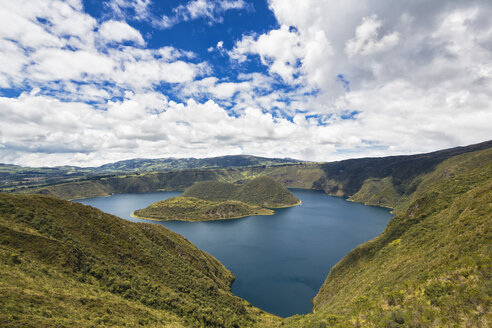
98,20,145,46
0,92,336,166
0,0,491,166
0,0,206,93
228,0,492,153
230,25,304,84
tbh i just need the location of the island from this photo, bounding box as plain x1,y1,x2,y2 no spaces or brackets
132,176,301,221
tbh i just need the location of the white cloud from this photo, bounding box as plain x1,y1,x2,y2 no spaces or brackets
29,48,116,81
157,0,247,29
0,0,206,92
0,0,491,166
98,20,145,46
227,0,492,154
106,0,152,21
345,15,399,57
230,25,304,84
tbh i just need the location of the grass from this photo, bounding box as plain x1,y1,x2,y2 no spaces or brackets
2,142,491,327
183,176,300,208
133,196,274,221
282,147,492,327
135,177,299,221
0,193,279,327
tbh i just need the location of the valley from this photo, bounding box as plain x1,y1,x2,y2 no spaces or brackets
1,141,491,327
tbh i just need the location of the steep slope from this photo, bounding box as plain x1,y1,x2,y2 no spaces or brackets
133,196,273,221
313,140,492,207
284,147,492,327
0,194,278,327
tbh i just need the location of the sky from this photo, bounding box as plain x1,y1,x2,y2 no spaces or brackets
0,0,491,167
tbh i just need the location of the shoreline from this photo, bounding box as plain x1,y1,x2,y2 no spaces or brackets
130,208,275,222
130,199,301,222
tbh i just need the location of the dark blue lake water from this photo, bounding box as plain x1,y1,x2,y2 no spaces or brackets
76,189,392,317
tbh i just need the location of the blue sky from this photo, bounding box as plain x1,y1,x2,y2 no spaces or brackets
0,0,491,166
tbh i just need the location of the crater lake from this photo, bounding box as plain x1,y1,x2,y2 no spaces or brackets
76,189,392,317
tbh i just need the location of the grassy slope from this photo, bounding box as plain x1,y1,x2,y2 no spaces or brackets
233,176,301,208
31,168,267,200
133,196,273,221
0,155,304,194
27,141,491,203
181,181,239,201
183,176,300,208
135,177,298,221
283,147,492,327
0,194,278,327
4,142,491,327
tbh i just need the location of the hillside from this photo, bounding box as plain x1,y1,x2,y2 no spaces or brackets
0,155,303,195
134,177,299,221
284,147,492,327
2,142,491,327
182,176,301,208
133,197,273,221
312,140,492,208
22,141,491,202
0,194,278,327
93,155,303,174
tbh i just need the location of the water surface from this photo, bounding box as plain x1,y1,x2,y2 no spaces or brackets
77,189,392,317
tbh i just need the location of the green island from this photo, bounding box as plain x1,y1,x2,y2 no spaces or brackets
0,141,490,327
132,176,300,221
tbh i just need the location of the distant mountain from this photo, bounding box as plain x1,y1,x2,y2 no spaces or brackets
0,155,304,194
92,155,304,173
21,140,491,203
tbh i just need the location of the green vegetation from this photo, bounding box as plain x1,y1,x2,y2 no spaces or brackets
283,147,492,327
2,141,491,327
133,196,273,221
183,176,300,208
0,155,304,195
135,177,299,221
19,141,490,202
0,193,278,327
94,155,303,174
